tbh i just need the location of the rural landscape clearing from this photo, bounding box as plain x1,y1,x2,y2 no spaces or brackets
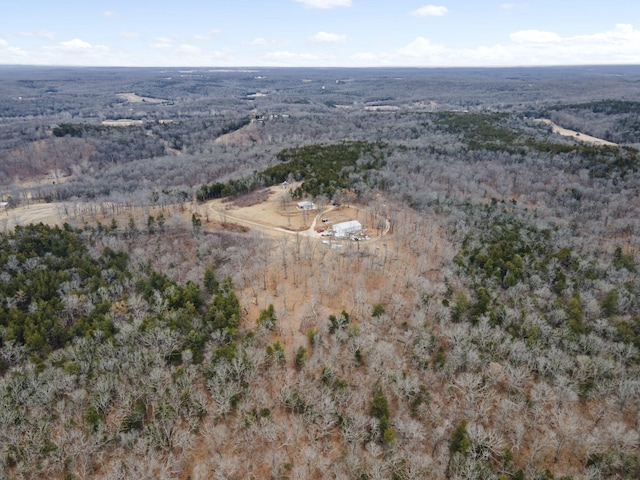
1,65,640,479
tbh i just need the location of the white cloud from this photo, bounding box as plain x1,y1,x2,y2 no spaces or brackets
156,37,175,44
500,3,517,9
121,31,141,40
510,30,561,43
0,38,27,62
265,50,324,65
15,30,55,40
248,38,269,46
247,23,640,67
102,11,117,19
152,37,175,49
350,51,397,66
36,39,114,65
57,39,96,51
3,18,639,68
179,44,202,54
246,38,290,46
293,0,352,9
387,23,640,67
266,51,310,59
194,30,221,41
352,52,376,61
411,5,449,18
397,37,447,61
311,32,347,43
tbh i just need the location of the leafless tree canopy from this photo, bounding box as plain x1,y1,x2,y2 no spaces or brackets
1,65,640,479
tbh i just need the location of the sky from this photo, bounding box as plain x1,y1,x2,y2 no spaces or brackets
1,1,639,68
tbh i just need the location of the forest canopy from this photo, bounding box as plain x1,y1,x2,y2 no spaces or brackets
1,65,640,479
196,140,387,201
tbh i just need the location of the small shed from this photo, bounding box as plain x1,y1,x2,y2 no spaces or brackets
297,201,315,210
333,220,362,237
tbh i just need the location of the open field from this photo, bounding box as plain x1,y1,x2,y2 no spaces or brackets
3,183,391,248
116,92,169,103
537,118,618,146
206,183,389,239
0,203,61,229
101,119,145,127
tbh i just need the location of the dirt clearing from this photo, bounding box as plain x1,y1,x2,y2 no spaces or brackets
538,118,618,146
205,183,388,240
116,93,169,104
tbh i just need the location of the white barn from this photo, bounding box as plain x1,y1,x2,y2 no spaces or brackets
333,220,362,237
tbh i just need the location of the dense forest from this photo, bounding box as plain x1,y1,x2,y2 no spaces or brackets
1,65,640,479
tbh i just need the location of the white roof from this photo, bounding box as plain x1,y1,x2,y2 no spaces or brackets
333,220,362,230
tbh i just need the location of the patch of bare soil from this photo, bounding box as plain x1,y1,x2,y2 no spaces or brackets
0,203,64,230
214,121,264,147
207,184,387,241
101,119,144,127
116,93,168,104
537,118,617,146
2,200,192,235
364,105,399,111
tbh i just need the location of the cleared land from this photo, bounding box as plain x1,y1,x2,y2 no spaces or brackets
538,118,618,146
101,119,145,126
3,182,390,244
205,183,389,240
116,92,169,103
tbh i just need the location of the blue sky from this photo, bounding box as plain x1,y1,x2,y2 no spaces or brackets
1,1,639,67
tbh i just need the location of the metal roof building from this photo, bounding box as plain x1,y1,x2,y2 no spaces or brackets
297,201,315,210
333,220,362,237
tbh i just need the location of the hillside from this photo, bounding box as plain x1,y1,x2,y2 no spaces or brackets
0,66,639,479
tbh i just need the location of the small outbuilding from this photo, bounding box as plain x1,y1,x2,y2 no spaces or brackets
297,201,315,210
333,220,362,237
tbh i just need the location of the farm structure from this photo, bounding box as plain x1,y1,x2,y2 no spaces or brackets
333,220,362,237
297,201,315,210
